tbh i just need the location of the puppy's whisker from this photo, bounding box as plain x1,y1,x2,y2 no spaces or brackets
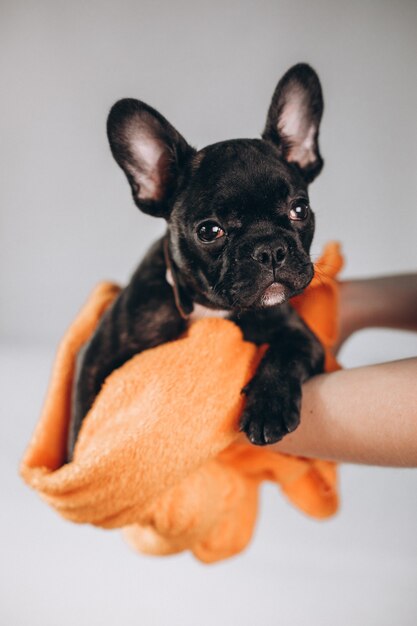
314,263,338,280
312,267,331,289
314,261,340,271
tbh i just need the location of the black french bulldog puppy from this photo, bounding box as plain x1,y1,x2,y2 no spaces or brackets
67,63,325,462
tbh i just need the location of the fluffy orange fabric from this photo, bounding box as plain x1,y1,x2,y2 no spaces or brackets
21,242,343,563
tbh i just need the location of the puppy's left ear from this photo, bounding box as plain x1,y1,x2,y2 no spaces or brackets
107,99,195,218
263,63,324,183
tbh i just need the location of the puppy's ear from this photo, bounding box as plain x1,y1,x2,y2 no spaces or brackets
263,63,324,183
107,99,195,218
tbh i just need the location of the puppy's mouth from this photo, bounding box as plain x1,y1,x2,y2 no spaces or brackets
256,265,314,308
260,282,288,307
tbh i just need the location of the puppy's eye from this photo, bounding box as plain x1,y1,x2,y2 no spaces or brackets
197,221,226,243
289,202,310,221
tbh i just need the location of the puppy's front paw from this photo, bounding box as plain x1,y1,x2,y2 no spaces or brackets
240,377,302,445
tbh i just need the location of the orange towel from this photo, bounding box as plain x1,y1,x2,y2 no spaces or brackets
21,242,343,563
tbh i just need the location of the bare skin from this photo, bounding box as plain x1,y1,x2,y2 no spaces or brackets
334,274,417,352
239,274,417,467
270,357,417,466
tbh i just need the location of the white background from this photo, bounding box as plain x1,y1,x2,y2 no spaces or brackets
1,1,417,624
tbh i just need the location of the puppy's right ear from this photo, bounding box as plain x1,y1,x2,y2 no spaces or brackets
107,99,195,218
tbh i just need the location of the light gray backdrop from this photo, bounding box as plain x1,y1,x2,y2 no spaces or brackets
1,1,416,625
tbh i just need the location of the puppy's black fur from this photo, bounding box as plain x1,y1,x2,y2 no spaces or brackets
67,63,325,461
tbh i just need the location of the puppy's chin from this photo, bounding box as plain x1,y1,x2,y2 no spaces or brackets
260,282,288,307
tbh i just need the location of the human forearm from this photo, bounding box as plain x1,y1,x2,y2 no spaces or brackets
267,358,417,467
337,274,417,350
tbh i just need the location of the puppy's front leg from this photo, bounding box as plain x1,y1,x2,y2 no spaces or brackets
240,319,324,445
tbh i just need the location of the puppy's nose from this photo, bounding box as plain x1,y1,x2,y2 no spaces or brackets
251,243,287,268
